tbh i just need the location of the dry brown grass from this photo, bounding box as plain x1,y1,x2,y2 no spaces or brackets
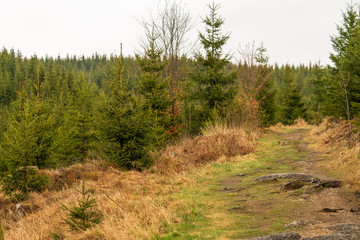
292,118,312,129
1,124,258,240
305,118,360,184
267,118,311,133
267,122,285,132
2,164,183,240
153,124,258,174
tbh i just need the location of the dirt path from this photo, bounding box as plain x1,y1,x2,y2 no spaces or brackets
241,128,360,239
158,127,360,239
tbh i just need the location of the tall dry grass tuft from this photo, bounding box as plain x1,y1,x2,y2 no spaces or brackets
268,122,285,132
153,124,259,174
267,118,311,133
0,124,258,239
292,118,311,128
306,118,360,184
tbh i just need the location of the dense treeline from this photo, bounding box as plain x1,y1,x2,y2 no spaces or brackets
0,52,323,198
1,1,360,200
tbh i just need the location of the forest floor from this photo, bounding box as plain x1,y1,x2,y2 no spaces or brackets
156,127,360,239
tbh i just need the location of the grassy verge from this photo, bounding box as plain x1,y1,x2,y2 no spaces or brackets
306,118,360,186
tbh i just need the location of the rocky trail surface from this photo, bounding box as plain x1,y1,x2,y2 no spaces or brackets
159,127,360,239
241,129,360,240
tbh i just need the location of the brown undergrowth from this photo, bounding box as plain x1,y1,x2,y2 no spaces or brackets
305,118,360,184
153,124,258,174
267,118,311,132
1,124,258,240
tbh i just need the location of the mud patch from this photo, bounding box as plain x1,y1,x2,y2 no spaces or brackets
219,174,244,188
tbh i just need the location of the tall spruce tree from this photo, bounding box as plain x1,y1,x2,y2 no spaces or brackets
54,70,96,165
308,64,331,122
32,67,58,168
278,65,307,125
0,87,49,200
97,46,156,170
137,27,174,144
73,71,96,161
329,2,360,118
255,45,276,126
192,2,237,126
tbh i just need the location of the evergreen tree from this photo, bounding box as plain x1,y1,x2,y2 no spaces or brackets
98,48,156,170
255,44,276,126
308,63,331,122
192,3,237,126
278,66,307,124
61,180,103,231
0,88,49,200
54,71,96,165
32,68,58,168
257,68,276,127
72,71,96,161
137,27,175,144
329,2,360,118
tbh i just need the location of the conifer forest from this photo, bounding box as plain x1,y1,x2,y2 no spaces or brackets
2,1,360,239
0,1,356,197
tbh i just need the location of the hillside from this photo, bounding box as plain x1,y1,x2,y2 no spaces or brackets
2,121,360,239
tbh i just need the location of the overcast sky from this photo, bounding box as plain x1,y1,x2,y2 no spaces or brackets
0,0,354,65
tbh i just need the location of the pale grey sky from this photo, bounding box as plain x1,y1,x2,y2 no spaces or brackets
0,0,353,65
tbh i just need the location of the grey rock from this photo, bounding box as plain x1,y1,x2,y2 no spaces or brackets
304,224,360,240
278,141,288,146
15,203,33,218
253,173,319,183
327,223,360,234
168,151,177,158
303,233,359,240
306,180,342,193
284,220,312,228
245,232,301,240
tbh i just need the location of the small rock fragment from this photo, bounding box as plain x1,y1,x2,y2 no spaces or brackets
350,208,360,212
284,220,311,228
234,199,247,202
355,190,360,198
320,208,343,212
227,206,244,211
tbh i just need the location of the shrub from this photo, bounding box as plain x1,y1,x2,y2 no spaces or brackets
1,167,49,201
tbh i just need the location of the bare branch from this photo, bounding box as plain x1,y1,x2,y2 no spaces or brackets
138,0,194,59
